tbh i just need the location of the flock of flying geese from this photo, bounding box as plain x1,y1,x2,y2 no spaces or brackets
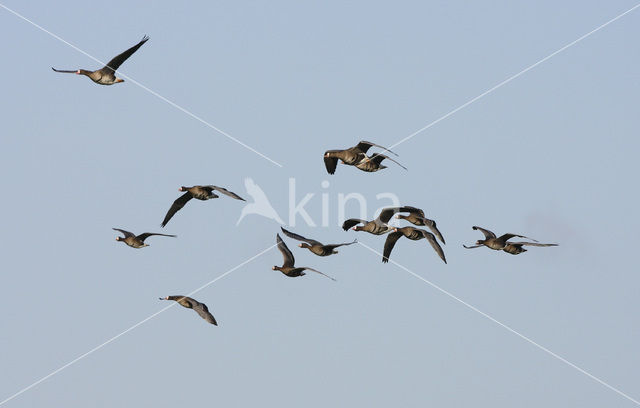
53,36,557,326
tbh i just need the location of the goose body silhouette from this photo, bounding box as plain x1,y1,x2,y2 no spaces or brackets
52,36,149,85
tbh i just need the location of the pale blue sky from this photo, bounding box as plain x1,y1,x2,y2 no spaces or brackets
1,1,639,407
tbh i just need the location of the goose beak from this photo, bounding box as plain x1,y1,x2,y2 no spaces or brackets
271,266,277,270
115,237,120,241
351,227,357,230
298,243,303,247
393,228,398,232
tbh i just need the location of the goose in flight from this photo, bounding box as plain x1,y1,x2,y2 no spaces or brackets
113,228,176,248
463,226,538,251
161,185,245,227
160,296,217,325
280,227,356,256
394,206,445,244
342,206,415,235
52,36,149,85
324,141,398,175
272,234,336,281
382,227,447,264
502,241,558,255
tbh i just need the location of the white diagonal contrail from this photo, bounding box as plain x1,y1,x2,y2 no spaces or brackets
0,3,284,168
0,243,278,406
385,3,640,152
357,241,640,406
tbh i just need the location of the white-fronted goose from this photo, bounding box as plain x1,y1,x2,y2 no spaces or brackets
382,227,447,264
354,153,407,173
463,226,538,251
52,36,149,85
161,185,245,227
342,206,415,235
113,228,176,248
394,206,445,244
280,227,356,256
324,141,398,175
502,241,558,255
272,234,336,281
160,296,217,325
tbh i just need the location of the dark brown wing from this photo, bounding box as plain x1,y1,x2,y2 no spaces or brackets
276,233,295,267
191,300,218,325
342,219,368,231
51,67,78,73
302,267,336,281
197,186,216,196
280,227,322,246
356,141,399,156
324,155,338,175
136,232,177,242
174,296,194,307
508,241,558,247
377,206,419,223
498,233,538,242
101,35,149,74
161,192,193,227
206,185,246,201
323,239,357,251
377,207,398,223
417,217,445,245
472,226,496,239
420,230,447,264
369,153,407,170
382,231,403,263
112,228,135,238
404,206,425,217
